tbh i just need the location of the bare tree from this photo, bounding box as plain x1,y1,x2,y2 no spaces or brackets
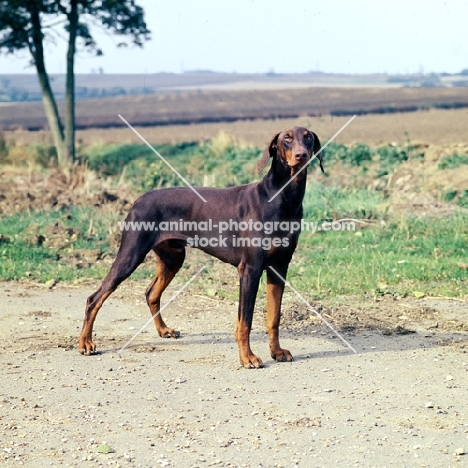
0,0,150,167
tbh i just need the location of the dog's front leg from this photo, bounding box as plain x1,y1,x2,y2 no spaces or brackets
235,263,263,368
266,266,293,362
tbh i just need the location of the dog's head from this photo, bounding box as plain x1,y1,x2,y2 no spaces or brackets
257,127,323,173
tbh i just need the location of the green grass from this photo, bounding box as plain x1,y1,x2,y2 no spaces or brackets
0,206,115,282
1,138,467,299
290,214,468,299
302,184,388,220
1,193,467,299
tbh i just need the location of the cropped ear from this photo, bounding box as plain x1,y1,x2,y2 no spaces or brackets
312,132,324,173
257,132,279,171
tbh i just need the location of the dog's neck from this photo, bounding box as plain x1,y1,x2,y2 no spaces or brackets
262,158,307,211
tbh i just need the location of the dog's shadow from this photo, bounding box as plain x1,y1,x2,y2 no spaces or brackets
99,327,468,366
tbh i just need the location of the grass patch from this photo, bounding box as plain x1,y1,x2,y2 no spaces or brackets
291,214,468,299
0,206,117,282
303,184,388,220
1,192,466,299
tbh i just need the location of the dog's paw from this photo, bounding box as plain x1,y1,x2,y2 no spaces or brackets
158,327,180,339
271,348,293,362
78,337,96,356
240,354,264,369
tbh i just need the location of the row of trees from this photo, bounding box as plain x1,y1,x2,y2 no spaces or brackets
0,0,150,167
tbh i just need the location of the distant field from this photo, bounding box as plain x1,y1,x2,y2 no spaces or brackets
0,71,395,99
1,86,468,132
2,70,467,101
5,107,468,147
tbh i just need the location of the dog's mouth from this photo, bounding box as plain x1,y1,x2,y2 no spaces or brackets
287,158,310,170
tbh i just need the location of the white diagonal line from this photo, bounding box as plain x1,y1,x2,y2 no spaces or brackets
118,114,207,202
268,266,358,353
268,115,356,202
118,266,206,354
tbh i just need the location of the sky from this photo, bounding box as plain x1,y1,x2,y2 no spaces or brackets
0,0,468,75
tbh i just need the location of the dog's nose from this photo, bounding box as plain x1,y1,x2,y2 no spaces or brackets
294,151,308,161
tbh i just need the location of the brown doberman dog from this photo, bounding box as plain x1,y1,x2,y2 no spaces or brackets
79,127,323,368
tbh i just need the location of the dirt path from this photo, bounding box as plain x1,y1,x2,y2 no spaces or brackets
1,281,467,467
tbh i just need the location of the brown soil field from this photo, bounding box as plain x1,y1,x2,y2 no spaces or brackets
5,107,468,148
1,86,468,132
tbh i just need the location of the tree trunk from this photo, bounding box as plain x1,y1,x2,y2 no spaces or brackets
29,3,69,168
65,0,78,164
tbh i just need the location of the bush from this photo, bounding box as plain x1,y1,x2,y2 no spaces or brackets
0,131,7,162
324,142,373,167
1,141,57,167
443,190,458,202
29,144,57,167
347,144,373,166
83,144,155,175
443,189,468,208
438,153,468,170
458,190,468,208
375,146,409,177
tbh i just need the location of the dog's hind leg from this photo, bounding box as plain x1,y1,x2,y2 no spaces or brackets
145,240,186,339
79,232,153,355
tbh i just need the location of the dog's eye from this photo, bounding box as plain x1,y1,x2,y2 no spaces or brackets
284,135,292,142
